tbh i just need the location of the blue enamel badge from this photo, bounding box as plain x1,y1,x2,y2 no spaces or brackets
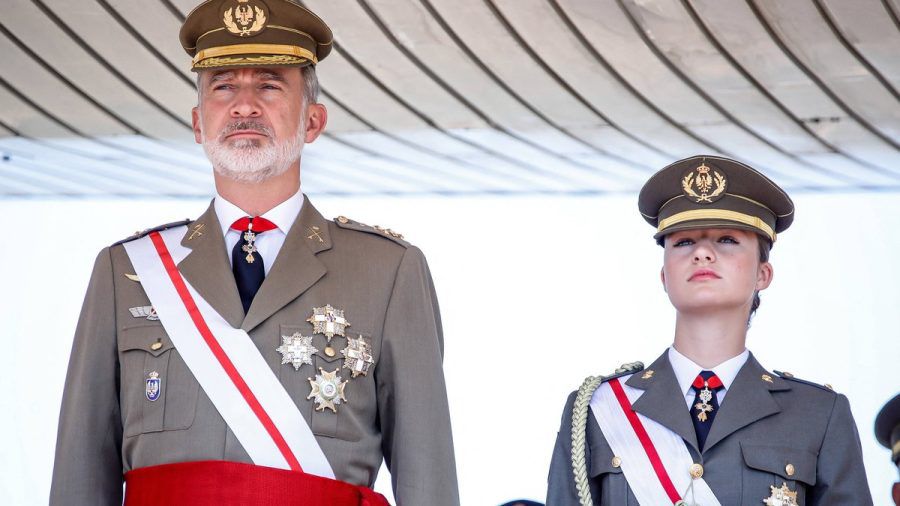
145,371,161,402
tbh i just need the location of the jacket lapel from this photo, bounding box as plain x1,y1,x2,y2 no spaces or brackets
626,351,700,453
702,353,789,452
177,201,245,329
241,197,332,333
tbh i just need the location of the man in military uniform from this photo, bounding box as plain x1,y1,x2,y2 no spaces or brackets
49,1,458,504
875,394,900,504
547,156,872,505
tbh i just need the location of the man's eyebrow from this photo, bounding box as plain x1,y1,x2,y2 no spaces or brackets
208,71,235,84
255,70,285,82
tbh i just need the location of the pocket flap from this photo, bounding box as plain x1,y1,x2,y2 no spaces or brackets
588,439,624,477
118,325,173,357
740,442,817,485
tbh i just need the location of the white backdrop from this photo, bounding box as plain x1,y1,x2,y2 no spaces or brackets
1,192,898,505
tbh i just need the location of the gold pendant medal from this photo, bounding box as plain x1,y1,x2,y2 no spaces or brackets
241,227,257,263
694,385,715,422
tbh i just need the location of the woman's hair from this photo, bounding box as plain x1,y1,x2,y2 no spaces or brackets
749,237,772,325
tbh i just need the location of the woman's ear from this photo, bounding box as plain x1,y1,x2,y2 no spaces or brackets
660,266,667,293
756,262,774,291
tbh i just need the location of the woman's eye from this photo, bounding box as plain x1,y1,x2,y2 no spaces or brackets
673,238,693,247
719,236,738,244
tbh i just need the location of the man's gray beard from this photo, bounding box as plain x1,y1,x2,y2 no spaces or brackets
201,120,305,183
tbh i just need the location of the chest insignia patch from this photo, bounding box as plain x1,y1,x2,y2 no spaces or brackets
145,371,162,402
130,306,159,321
763,482,799,506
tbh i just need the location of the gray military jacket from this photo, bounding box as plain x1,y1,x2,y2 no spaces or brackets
50,198,459,505
547,351,872,505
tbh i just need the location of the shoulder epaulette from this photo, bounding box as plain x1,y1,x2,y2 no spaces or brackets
580,361,645,392
333,215,409,247
774,370,835,392
112,219,191,246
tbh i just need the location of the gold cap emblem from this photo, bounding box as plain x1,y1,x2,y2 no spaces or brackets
222,0,269,37
682,162,727,204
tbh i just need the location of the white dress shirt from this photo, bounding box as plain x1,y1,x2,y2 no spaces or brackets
667,345,749,408
214,189,304,276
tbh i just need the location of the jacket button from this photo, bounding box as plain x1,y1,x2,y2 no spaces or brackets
785,463,795,476
689,463,703,479
611,456,622,468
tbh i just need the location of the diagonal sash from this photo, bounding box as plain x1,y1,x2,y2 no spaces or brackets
590,377,721,506
124,226,334,479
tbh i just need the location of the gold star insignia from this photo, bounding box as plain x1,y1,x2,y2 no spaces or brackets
307,368,348,413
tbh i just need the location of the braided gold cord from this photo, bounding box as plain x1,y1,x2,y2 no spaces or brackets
571,374,605,506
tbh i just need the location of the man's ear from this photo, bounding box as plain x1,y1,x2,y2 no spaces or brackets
192,107,202,144
304,103,328,143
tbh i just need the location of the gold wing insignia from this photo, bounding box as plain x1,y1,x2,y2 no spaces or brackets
223,8,240,34
250,6,267,32
708,171,726,201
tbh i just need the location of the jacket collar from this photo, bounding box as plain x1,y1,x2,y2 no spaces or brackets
177,195,332,331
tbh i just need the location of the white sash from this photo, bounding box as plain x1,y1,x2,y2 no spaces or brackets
124,226,334,479
590,376,721,506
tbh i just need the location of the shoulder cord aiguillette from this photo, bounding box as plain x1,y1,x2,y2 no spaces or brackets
571,375,605,506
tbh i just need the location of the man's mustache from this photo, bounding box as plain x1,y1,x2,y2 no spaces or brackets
218,121,273,140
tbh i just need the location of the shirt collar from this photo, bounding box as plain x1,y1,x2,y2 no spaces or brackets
214,188,304,236
668,345,749,396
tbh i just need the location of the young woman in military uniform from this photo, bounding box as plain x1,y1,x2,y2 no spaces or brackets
547,155,872,505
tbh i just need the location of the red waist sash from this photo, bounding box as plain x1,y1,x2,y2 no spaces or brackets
124,461,389,506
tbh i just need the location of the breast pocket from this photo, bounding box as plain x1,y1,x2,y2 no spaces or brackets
118,325,199,437
740,441,817,504
589,442,636,504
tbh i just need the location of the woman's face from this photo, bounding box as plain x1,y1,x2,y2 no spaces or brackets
661,228,773,317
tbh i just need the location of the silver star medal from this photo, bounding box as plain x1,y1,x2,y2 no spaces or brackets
276,332,318,370
307,368,348,412
341,335,375,378
129,306,159,321
307,304,350,356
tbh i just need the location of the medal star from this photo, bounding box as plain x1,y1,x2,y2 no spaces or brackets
307,368,348,413
276,333,318,371
764,482,799,506
307,305,351,339
341,335,375,378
